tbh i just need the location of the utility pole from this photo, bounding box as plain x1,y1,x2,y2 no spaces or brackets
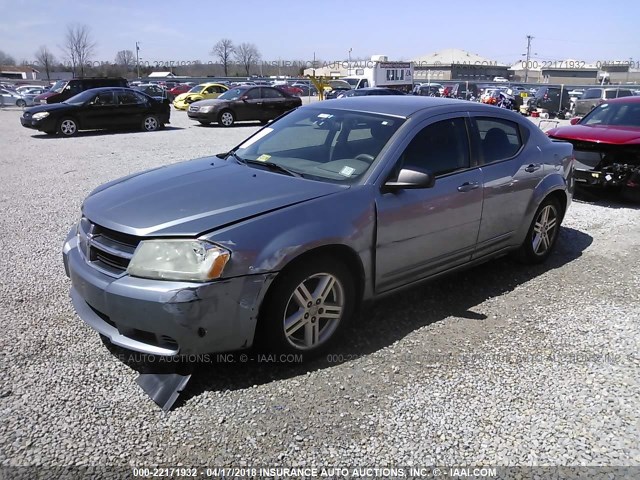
136,41,141,79
348,48,352,76
523,35,533,83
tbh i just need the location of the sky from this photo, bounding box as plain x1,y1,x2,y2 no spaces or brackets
0,0,637,67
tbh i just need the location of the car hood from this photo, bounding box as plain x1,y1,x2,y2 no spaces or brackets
24,102,78,114
34,91,57,101
547,125,640,145
82,156,347,236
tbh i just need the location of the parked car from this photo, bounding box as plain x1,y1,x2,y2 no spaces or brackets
168,83,192,98
294,84,318,96
528,86,571,117
63,97,573,362
274,84,303,96
33,77,128,105
15,85,48,94
132,84,168,102
20,87,170,137
449,82,479,100
324,80,352,99
573,87,635,116
413,83,442,96
546,96,640,201
172,83,228,110
187,86,302,127
337,87,405,98
0,88,28,107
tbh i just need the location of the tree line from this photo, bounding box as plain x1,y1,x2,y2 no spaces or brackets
1,27,316,81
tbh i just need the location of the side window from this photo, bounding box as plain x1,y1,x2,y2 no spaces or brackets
401,118,470,176
93,91,115,105
361,79,369,88
116,90,144,105
616,90,632,98
262,88,284,99
583,89,601,99
245,88,260,99
68,81,82,94
474,117,523,163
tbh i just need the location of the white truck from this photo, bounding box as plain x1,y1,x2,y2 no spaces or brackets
342,55,414,92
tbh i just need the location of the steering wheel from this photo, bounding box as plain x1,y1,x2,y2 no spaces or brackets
355,154,375,163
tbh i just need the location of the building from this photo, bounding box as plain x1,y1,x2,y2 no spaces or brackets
0,65,39,80
411,48,509,82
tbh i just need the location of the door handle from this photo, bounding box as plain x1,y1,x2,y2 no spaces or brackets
525,163,541,173
457,181,480,192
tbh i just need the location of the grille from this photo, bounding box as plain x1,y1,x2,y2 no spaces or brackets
78,217,140,276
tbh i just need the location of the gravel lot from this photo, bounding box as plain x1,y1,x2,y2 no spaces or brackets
1,103,639,473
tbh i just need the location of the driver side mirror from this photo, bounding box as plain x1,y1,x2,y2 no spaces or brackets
240,95,249,101
383,167,435,192
569,117,582,125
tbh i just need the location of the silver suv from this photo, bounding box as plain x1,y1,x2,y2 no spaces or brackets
574,87,634,116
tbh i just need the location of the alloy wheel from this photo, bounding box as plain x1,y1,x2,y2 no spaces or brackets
282,273,344,350
532,204,558,256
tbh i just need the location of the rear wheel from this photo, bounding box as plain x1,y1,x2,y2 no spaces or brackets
259,256,355,358
218,110,235,127
16,99,26,108
142,115,159,132
57,117,78,137
515,197,562,264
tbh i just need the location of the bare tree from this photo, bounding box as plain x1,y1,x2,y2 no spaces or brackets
62,23,96,77
234,43,261,76
0,50,16,65
115,49,135,71
34,46,56,81
211,39,235,76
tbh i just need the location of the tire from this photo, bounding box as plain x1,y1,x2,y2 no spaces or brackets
16,99,26,108
198,120,211,126
218,110,235,127
142,115,159,132
259,256,356,358
515,197,562,264
57,117,78,137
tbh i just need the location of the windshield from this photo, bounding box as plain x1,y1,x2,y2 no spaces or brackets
581,102,640,127
189,85,205,93
218,88,246,100
234,108,405,183
50,80,67,93
63,90,98,105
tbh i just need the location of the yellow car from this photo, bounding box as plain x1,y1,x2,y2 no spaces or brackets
173,83,228,110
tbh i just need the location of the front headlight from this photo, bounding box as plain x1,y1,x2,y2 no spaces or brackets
32,112,49,120
127,239,230,282
198,106,213,113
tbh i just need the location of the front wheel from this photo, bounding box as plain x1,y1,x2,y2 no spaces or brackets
57,117,78,137
259,257,355,357
142,115,159,132
16,99,26,108
218,110,235,127
515,197,562,264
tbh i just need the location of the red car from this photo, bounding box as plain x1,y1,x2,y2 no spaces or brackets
168,84,192,96
547,96,640,201
273,84,303,97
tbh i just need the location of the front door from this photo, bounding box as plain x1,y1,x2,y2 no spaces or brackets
375,116,483,293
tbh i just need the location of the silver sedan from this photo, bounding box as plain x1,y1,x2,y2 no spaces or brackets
63,97,574,358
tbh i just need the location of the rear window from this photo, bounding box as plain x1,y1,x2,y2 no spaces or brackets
583,89,602,99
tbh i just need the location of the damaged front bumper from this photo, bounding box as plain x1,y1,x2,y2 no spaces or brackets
63,229,274,357
575,163,640,188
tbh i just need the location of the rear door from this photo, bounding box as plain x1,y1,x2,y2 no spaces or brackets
469,115,541,257
81,91,118,129
375,115,483,292
261,87,288,119
114,90,150,126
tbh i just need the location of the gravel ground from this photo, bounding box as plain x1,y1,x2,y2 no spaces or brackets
0,104,639,473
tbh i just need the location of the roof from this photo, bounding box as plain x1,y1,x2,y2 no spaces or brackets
411,48,505,67
0,65,40,73
302,96,485,117
148,72,176,78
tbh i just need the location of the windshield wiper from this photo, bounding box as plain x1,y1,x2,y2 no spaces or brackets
223,150,303,177
243,159,303,177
